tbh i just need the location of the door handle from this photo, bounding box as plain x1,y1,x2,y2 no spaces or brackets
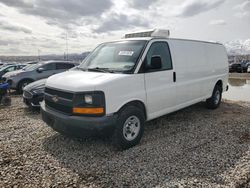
173,72,176,82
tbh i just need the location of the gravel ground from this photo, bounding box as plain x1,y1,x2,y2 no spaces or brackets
0,96,250,188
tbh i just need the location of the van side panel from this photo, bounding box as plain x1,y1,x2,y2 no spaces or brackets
204,43,228,93
168,39,228,108
102,39,228,120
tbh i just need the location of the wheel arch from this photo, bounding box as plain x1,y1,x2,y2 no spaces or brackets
17,78,34,88
215,79,223,91
208,79,224,98
116,100,147,120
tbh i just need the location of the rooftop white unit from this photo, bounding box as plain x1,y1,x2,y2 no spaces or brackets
124,29,170,39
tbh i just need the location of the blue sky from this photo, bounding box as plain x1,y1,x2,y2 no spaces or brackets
0,0,249,55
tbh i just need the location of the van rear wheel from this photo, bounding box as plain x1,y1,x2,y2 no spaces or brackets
112,106,145,150
206,85,222,109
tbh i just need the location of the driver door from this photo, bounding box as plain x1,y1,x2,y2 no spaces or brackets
143,41,176,120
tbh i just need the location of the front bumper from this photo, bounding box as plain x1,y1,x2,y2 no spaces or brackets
41,102,118,136
23,92,44,107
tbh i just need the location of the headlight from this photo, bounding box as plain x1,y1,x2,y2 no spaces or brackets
73,91,105,116
84,95,93,104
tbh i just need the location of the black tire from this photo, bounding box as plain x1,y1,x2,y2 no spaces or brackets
112,106,145,150
18,80,32,93
206,85,222,109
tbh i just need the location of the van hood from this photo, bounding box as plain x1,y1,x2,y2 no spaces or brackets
46,70,128,92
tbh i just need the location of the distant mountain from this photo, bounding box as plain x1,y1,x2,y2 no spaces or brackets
0,52,91,63
224,39,250,55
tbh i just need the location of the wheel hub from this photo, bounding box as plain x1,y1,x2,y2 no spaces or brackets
123,115,140,141
214,90,221,104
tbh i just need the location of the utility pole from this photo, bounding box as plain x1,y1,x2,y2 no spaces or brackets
38,49,41,61
66,31,69,61
240,44,245,63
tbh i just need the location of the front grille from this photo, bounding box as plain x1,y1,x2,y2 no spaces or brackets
44,87,74,114
23,91,33,99
45,87,74,100
45,99,72,114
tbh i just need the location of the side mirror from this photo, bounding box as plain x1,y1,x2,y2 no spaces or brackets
150,56,162,70
37,67,44,73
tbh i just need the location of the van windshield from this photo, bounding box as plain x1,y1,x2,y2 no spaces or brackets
79,40,146,73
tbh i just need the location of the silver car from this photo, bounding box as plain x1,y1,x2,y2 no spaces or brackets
0,64,26,79
3,60,78,92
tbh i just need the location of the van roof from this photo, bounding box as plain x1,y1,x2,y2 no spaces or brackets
118,37,223,46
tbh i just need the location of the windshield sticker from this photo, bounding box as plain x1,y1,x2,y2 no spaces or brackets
118,51,134,56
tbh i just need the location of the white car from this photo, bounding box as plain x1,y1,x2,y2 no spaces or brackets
247,66,250,73
41,29,229,150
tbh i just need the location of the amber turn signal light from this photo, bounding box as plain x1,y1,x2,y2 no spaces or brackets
73,107,104,115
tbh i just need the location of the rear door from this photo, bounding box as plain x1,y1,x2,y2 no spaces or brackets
142,41,176,120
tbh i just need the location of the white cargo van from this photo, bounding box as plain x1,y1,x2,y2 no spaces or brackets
41,29,228,150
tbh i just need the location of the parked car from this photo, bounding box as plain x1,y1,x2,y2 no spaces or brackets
0,64,26,79
3,60,78,92
247,66,250,73
23,78,46,107
0,63,16,68
241,61,250,73
229,63,243,73
41,29,229,150
26,61,39,65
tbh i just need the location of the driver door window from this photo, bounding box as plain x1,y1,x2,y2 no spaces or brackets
142,42,172,72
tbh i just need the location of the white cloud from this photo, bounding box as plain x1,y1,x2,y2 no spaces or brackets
0,0,113,29
173,0,225,17
128,0,158,10
94,13,149,33
0,20,32,33
0,0,33,8
225,39,250,55
0,0,249,56
234,0,250,18
209,19,226,26
0,39,19,46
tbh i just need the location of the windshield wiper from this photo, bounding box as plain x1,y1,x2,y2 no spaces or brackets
75,66,87,71
87,67,114,73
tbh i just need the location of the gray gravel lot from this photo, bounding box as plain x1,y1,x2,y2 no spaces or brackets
0,97,250,188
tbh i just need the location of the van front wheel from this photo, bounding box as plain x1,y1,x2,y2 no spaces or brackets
112,106,145,150
206,85,222,109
